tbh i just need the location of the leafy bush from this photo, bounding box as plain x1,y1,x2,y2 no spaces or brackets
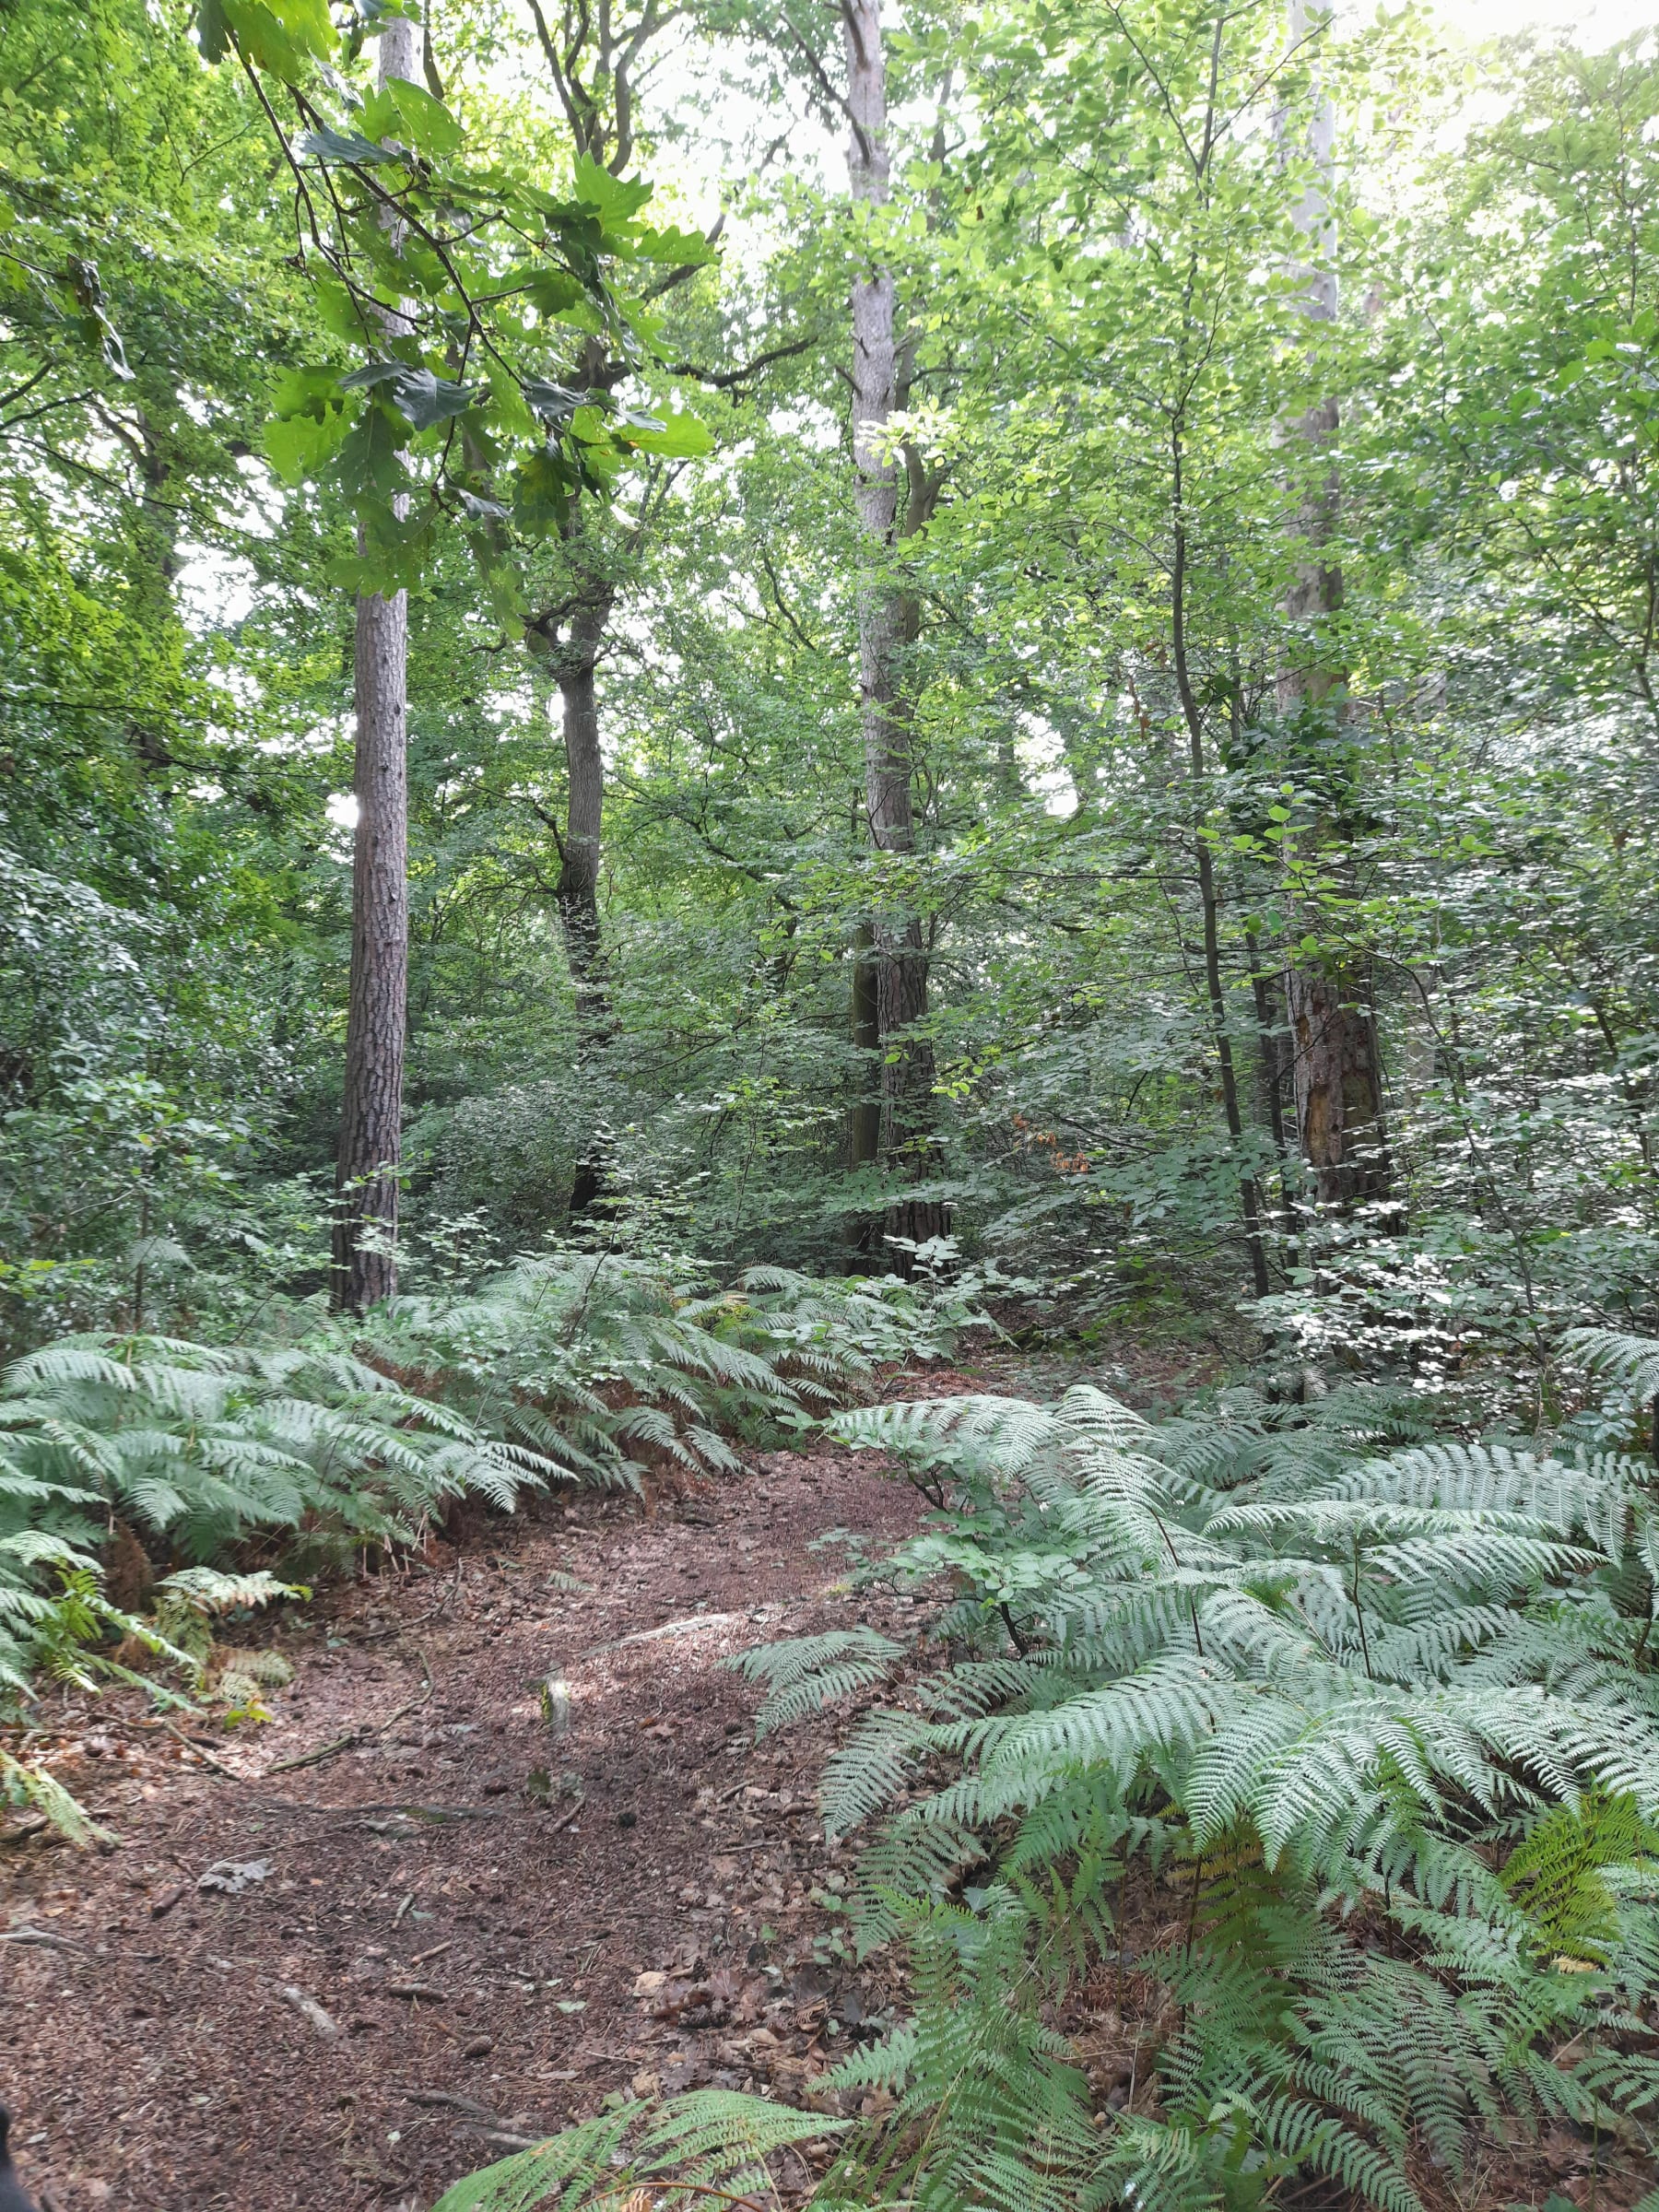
451,1343,1659,2212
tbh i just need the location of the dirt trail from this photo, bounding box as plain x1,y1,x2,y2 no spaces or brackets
0,1439,932,2211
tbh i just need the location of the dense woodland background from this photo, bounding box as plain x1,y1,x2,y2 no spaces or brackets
8,0,1659,1389
12,1,1659,2207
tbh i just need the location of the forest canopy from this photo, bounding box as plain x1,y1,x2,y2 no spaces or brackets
3,0,1655,1388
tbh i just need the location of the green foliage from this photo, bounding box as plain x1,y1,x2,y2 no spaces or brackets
1502,1794,1659,1969
792,1368,1659,2211
0,1252,975,1747
729,1624,906,1735
470,1352,1659,2212
1565,1327,1659,1421
1,1553,300,1839
7,0,1659,1398
431,2088,844,2212
0,1744,114,1850
736,1262,1008,1371
350,1253,995,1485
193,0,712,594
0,1331,552,1672
15,0,1659,2192
362,1252,807,1483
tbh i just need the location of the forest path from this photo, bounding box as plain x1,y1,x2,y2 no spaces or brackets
0,1426,944,2212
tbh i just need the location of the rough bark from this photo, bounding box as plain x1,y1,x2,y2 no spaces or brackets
844,0,946,1269
1277,0,1395,1223
849,921,882,1171
844,920,883,1264
1285,969,1394,1210
1246,932,1302,1268
332,14,418,1313
550,590,616,1041
546,584,616,1219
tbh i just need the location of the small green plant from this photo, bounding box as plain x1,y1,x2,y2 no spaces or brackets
1,1743,112,1848
359,1253,818,1485
431,2091,843,2212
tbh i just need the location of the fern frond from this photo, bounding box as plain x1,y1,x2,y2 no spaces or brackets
726,1626,904,1735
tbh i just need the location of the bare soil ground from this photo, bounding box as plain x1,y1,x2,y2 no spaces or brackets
0,1431,934,2211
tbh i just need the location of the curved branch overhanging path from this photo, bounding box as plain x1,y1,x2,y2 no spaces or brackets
0,1436,936,2211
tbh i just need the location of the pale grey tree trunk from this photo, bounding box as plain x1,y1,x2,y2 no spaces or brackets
1276,0,1395,1220
844,0,946,1267
845,917,882,1262
332,15,418,1313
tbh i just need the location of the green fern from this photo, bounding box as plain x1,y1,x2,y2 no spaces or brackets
1501,1793,1659,1965
1,1745,112,1847
728,1625,906,1735
1566,1325,1659,1409
355,1252,860,1486
522,1354,1659,2212
431,2090,844,2211
0,1334,556,1584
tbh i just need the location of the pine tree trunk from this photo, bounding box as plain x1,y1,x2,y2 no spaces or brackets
844,0,946,1270
1284,965,1394,1209
1277,0,1394,1225
332,15,418,1313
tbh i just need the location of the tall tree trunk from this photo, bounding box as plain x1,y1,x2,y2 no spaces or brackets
1246,931,1302,1271
551,590,615,1041
332,14,417,1312
845,0,946,1269
849,921,882,1171
1277,0,1395,1222
845,919,883,1265
540,576,617,1220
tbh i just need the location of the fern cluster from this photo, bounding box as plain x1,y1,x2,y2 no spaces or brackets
0,1256,980,1826
452,1337,1659,2212
0,1332,550,1690
430,2089,841,2212
359,1253,988,1480
359,1253,813,1484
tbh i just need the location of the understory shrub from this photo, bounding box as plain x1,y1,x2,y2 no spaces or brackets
354,1251,993,1477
